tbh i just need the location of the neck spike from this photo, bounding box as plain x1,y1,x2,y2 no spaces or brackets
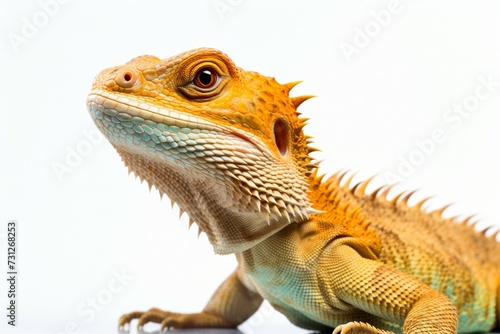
283,80,302,93
291,95,315,108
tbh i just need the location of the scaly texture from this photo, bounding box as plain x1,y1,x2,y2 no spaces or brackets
87,48,500,333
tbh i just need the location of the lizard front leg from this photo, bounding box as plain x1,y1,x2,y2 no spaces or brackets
119,269,263,331
320,244,458,334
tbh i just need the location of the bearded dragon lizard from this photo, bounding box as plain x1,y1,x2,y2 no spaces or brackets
86,48,500,333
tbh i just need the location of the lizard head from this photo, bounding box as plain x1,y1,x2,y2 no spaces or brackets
87,48,318,254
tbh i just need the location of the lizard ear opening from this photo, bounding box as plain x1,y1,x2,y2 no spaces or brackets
274,119,289,156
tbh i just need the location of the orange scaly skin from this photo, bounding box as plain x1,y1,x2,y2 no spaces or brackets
86,48,500,333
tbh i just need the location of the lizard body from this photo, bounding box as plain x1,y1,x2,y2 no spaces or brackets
86,48,500,333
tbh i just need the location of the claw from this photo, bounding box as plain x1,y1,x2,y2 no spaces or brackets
160,317,178,333
137,326,149,334
117,323,130,334
161,318,173,332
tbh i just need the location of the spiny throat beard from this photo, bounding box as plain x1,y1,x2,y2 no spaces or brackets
115,144,313,255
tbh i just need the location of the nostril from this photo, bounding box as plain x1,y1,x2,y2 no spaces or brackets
115,69,138,89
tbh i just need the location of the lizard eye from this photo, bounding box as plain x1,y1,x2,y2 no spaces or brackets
178,61,228,100
193,67,219,90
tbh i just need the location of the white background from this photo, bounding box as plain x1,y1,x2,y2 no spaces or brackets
1,1,500,333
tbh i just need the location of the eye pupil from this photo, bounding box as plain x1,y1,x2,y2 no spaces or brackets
194,68,218,89
199,70,213,85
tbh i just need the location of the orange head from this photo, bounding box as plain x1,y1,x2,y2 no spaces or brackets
87,48,318,253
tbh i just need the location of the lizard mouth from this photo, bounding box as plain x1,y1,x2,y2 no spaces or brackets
86,89,271,160
87,89,224,133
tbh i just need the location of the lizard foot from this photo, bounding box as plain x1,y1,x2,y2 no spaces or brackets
333,322,395,334
118,308,237,331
